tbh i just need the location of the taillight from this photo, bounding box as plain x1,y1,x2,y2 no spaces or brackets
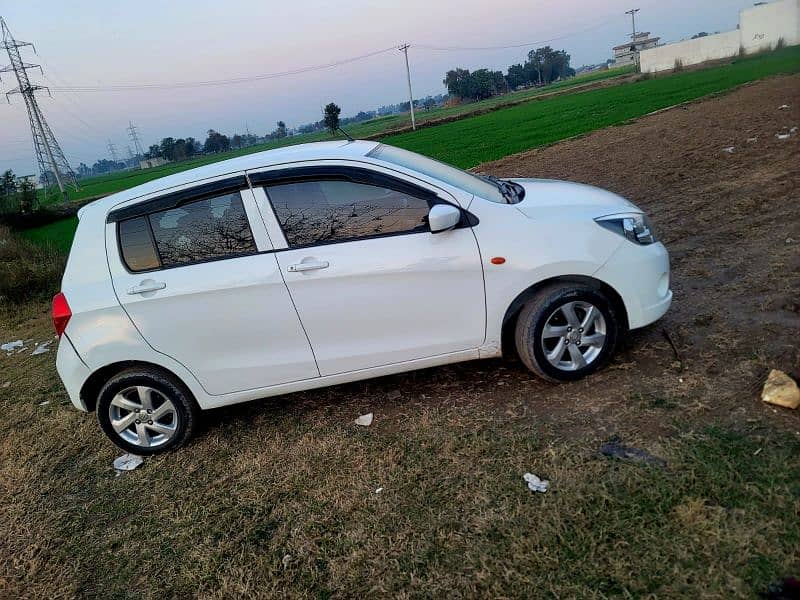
52,292,72,337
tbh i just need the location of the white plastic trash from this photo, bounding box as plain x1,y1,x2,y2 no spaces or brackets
355,413,374,427
523,472,550,493
1,340,23,353
113,453,144,474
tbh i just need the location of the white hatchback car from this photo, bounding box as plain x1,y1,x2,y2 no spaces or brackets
55,140,671,454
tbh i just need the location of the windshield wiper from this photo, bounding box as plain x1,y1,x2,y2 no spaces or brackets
482,175,523,204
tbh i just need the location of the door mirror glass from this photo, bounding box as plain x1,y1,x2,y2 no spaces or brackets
428,204,461,233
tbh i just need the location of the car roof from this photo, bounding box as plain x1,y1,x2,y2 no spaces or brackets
81,140,380,217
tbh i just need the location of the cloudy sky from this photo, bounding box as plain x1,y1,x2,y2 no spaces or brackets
1,0,761,174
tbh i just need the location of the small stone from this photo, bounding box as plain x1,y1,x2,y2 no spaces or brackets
778,104,789,110
761,370,800,410
1,381,9,389
387,390,402,400
282,554,292,569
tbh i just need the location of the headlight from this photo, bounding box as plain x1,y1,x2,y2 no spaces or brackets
595,213,657,245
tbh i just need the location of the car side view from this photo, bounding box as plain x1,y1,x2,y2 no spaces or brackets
54,140,671,454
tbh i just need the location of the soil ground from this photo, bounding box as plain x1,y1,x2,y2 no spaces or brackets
0,76,798,599
478,74,800,439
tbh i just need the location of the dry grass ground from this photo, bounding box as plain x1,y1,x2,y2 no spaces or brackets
1,76,799,599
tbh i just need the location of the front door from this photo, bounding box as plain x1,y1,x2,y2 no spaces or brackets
107,182,319,395
254,173,485,376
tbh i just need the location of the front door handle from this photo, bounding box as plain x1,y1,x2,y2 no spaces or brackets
127,280,166,295
287,260,329,273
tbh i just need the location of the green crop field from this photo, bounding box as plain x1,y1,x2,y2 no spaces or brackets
384,46,800,168
20,47,800,251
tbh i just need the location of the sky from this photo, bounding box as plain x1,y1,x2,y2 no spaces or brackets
0,0,765,175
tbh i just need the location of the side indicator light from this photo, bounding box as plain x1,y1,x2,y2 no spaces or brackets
491,257,506,265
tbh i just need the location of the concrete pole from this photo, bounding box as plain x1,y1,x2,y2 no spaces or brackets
399,44,416,130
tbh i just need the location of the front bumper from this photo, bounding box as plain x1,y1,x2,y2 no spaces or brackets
594,240,672,329
56,335,91,411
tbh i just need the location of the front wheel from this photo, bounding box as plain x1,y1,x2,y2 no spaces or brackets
515,284,620,383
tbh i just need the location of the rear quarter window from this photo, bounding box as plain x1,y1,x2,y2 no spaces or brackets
117,190,257,272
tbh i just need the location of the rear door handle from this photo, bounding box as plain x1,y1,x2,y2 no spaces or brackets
287,260,329,272
127,280,166,295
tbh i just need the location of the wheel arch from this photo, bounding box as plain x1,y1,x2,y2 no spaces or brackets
500,275,629,359
80,360,197,413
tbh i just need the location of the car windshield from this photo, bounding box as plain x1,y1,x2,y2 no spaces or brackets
367,144,508,204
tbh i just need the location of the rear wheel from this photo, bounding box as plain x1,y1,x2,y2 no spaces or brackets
515,284,620,382
96,367,198,455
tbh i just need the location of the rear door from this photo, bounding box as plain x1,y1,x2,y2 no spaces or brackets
106,176,319,395
250,164,486,376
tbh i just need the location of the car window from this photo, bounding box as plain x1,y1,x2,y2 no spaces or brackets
118,190,257,271
368,144,505,203
119,216,160,272
266,179,430,247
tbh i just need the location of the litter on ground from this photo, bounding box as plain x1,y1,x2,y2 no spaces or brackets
722,146,735,153
38,401,49,406
778,104,790,110
1,381,9,389
2,340,24,353
355,413,374,427
600,438,667,467
31,341,52,356
776,133,791,140
375,487,384,494
523,473,550,493
113,453,144,474
746,137,758,143
761,369,800,410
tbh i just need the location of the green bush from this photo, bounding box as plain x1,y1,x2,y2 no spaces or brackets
0,226,65,304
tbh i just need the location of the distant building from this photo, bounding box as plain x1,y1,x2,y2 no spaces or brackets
613,32,661,66
139,157,169,170
640,0,800,73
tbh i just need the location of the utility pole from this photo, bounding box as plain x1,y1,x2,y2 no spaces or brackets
398,44,416,131
0,16,77,200
107,140,119,169
127,121,145,157
625,8,641,70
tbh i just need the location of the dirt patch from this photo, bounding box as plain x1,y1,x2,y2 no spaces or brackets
476,74,800,436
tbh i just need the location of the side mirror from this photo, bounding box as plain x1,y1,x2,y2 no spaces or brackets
428,204,461,233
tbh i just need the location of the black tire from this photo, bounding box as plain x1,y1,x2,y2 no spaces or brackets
96,367,198,455
514,283,620,383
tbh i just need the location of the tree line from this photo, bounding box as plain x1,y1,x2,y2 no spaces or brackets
0,169,38,214
443,46,575,101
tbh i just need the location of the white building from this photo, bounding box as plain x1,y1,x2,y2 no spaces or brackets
613,32,661,67
640,0,800,73
139,157,169,170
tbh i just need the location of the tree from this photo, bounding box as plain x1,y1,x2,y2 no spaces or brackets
323,103,341,134
422,97,437,110
443,68,474,99
231,134,243,149
159,137,176,161
17,178,36,213
1,169,16,198
276,121,287,138
506,63,529,89
204,129,230,153
526,46,573,86
147,144,161,159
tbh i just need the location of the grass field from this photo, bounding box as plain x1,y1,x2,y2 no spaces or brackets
20,47,800,251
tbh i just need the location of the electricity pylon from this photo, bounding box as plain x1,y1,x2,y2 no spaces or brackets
0,16,77,199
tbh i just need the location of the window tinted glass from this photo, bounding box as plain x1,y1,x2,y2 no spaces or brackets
267,180,430,247
148,191,256,267
119,216,160,272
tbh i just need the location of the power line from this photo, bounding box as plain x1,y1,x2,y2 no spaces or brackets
46,46,400,92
